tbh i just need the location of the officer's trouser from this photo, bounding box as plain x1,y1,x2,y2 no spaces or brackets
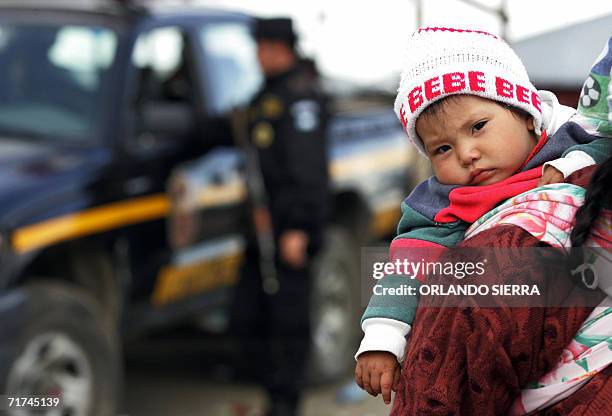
230,240,313,409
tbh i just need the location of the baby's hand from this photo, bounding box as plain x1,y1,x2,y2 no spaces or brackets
538,165,564,187
355,351,400,405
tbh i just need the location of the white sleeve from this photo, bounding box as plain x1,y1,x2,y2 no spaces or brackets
354,317,411,363
543,150,596,178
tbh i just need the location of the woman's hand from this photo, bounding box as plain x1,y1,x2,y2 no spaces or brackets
355,351,401,405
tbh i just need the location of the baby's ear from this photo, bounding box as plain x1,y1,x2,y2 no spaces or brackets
527,117,535,132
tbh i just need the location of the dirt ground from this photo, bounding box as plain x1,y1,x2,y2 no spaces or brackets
123,331,390,416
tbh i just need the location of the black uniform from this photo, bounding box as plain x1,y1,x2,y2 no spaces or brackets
250,64,329,241
230,59,330,414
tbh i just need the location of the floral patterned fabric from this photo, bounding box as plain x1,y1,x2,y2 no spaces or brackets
510,299,612,415
465,183,586,249
467,186,612,415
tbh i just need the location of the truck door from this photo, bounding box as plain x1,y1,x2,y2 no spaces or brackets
119,24,207,303
148,20,263,307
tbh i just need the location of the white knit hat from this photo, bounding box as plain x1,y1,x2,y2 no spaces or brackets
394,27,543,157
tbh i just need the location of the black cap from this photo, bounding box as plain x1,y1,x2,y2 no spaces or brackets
253,17,297,46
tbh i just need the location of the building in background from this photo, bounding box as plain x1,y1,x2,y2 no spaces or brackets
513,14,612,107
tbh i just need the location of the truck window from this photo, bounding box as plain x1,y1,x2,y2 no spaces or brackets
129,26,197,145
132,26,192,103
198,23,262,115
0,24,117,141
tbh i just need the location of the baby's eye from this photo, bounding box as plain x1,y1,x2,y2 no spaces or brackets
435,145,451,155
472,120,487,133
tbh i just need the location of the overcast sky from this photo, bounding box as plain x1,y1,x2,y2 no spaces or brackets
202,0,612,86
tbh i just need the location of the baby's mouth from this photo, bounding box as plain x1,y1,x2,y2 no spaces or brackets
469,168,496,185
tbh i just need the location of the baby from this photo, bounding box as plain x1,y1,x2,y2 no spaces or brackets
354,27,611,404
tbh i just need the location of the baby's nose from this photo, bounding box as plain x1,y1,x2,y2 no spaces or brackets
458,145,481,166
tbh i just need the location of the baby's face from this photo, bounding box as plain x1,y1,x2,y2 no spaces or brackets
416,95,537,186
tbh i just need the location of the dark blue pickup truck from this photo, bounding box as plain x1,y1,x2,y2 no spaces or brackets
0,1,429,414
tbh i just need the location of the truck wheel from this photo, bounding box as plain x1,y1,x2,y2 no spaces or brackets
0,282,120,416
307,228,361,384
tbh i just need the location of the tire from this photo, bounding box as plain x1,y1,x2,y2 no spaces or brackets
0,282,121,416
307,227,362,385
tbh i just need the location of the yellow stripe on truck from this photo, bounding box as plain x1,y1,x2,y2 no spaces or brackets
11,180,249,254
197,180,246,208
12,194,170,254
152,252,243,305
370,205,402,238
330,148,409,179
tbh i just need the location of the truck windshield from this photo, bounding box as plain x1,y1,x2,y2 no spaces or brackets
0,23,117,143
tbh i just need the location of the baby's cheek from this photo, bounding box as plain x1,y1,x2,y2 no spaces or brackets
430,162,443,180
433,161,466,185
431,161,449,183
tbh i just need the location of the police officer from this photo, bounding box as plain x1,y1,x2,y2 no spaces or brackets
230,17,330,416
